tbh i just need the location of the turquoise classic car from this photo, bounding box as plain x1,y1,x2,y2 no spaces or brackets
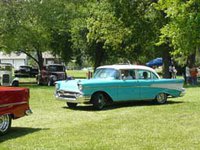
55,65,185,110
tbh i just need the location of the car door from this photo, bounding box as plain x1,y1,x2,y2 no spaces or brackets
136,70,157,100
116,69,140,101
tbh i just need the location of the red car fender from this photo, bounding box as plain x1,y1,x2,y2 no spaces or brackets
0,87,31,119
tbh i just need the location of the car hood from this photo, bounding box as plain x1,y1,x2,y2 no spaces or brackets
56,78,116,92
56,79,82,93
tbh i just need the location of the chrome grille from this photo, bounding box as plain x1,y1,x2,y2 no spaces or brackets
57,90,78,99
3,74,9,84
57,74,65,80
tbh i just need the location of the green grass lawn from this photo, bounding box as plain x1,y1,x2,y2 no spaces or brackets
1,84,200,150
67,70,90,79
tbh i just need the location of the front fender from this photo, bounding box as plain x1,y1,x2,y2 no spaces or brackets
50,75,57,81
12,77,19,82
90,91,113,103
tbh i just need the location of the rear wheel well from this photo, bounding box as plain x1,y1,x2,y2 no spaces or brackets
155,92,170,99
154,92,168,104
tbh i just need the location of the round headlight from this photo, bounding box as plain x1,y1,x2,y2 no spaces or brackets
55,83,60,90
78,84,83,91
52,75,57,81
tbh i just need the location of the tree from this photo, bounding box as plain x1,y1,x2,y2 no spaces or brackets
0,0,73,70
70,0,131,70
109,0,160,63
109,0,176,78
156,0,200,67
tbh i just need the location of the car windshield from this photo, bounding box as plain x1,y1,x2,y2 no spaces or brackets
93,68,119,79
0,65,12,71
20,66,30,69
48,65,65,72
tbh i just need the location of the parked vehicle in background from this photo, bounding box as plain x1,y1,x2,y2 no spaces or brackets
0,86,32,135
55,64,185,110
36,64,67,86
0,63,19,86
197,67,200,82
15,65,38,77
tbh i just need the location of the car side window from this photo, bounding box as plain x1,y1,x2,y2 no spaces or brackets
120,69,136,80
137,70,151,79
151,72,159,79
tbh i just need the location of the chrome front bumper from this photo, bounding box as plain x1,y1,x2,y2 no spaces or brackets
25,109,33,116
55,90,91,104
180,88,186,97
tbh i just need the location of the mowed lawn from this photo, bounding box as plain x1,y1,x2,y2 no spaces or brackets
1,84,200,150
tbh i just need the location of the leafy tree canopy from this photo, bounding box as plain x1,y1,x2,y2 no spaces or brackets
156,0,200,65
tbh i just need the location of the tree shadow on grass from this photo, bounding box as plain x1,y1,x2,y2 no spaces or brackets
62,100,184,111
0,127,49,143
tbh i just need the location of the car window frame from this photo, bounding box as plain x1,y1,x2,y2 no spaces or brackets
135,69,159,80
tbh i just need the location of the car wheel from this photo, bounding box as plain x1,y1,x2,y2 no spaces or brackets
12,81,19,87
66,102,77,108
92,93,106,110
0,114,12,135
155,93,167,104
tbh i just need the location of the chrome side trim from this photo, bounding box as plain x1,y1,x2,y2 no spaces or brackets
83,84,184,91
151,83,183,91
0,101,27,108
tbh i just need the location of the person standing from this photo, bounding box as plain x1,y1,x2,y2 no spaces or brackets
169,65,173,78
190,66,198,85
185,65,191,85
172,65,177,79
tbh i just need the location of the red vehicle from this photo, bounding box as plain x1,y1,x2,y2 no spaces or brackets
0,86,32,135
36,64,67,86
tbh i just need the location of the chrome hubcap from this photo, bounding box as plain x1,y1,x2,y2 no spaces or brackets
98,94,105,108
0,114,10,132
157,93,165,103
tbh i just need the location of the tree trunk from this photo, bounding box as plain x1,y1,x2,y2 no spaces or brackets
187,51,196,68
36,50,44,71
161,44,171,78
94,43,105,71
21,50,39,65
21,49,44,72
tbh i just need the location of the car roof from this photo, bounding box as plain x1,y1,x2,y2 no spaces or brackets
97,64,156,72
46,64,64,66
20,65,31,67
0,63,12,66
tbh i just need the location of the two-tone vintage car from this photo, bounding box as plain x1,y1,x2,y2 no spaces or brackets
0,63,19,86
55,65,185,110
0,86,32,135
